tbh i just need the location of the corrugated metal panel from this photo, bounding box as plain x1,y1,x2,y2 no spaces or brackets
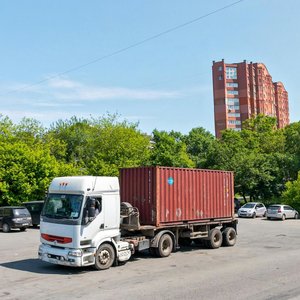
120,167,157,225
120,167,234,227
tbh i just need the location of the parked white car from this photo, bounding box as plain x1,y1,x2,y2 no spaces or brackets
238,202,266,218
266,205,299,221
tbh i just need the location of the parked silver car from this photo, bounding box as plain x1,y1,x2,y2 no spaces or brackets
266,205,299,221
238,202,266,218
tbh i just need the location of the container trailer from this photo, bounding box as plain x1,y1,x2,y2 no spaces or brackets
38,167,237,270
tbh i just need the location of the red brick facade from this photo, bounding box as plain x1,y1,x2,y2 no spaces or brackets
212,60,289,138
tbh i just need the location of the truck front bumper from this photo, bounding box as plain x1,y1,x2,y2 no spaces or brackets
38,244,96,267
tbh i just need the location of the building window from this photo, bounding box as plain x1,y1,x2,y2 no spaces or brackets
218,66,223,71
227,90,239,95
228,105,240,110
218,75,223,80
226,67,237,79
232,128,241,131
226,98,239,105
226,82,238,88
228,113,241,117
228,120,241,125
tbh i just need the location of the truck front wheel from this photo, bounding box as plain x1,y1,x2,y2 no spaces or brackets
94,243,115,270
156,234,173,257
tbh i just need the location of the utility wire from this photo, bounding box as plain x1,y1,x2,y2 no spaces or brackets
4,0,245,95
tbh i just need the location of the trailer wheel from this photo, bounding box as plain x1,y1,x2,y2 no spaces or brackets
94,243,115,270
222,227,236,247
206,228,223,249
156,234,173,257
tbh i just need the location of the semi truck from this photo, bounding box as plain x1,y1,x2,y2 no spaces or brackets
38,167,238,270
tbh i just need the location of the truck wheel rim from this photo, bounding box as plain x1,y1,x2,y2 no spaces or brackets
99,250,110,265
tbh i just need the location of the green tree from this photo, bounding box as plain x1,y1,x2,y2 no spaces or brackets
0,140,77,206
47,116,93,169
149,129,194,168
207,115,289,201
87,115,151,176
283,121,300,180
0,115,79,206
184,127,216,168
282,172,300,212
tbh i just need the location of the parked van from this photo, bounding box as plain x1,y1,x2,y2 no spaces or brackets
0,206,32,232
23,201,44,227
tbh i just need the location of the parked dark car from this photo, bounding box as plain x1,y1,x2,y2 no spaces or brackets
234,198,241,213
0,206,32,232
23,201,44,227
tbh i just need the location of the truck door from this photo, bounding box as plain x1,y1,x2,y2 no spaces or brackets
93,197,105,230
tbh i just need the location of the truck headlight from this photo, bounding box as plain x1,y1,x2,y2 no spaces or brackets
68,250,82,257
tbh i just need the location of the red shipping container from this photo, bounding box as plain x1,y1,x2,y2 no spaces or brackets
120,166,234,227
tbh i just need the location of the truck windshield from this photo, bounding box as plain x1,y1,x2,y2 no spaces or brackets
42,194,83,220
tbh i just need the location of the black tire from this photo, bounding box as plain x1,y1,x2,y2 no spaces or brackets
2,223,10,233
149,247,157,256
281,214,286,221
206,228,223,249
222,227,237,247
94,243,115,270
263,211,266,217
20,227,27,232
202,240,209,248
156,234,173,257
178,237,192,246
252,212,256,218
193,239,204,245
267,217,271,220
294,213,298,219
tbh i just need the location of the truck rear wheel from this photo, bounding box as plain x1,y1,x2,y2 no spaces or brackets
206,228,223,249
156,234,173,257
222,227,236,247
94,243,115,270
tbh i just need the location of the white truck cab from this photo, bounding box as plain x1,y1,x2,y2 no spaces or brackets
38,176,131,270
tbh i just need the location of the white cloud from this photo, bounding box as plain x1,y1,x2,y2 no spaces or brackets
48,77,181,101
48,78,81,89
0,77,182,106
0,76,191,128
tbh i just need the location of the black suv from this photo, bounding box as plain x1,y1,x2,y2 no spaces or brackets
0,206,32,232
23,201,44,227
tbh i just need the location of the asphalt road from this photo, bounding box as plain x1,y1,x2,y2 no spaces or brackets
1,217,300,300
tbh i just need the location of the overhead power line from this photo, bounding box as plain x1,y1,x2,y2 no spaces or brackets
5,0,245,95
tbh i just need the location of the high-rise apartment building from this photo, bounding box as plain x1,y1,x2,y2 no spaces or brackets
212,60,289,138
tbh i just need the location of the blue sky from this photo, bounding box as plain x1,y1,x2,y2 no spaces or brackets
0,0,299,135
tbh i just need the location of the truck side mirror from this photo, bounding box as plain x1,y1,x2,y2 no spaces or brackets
86,197,96,218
